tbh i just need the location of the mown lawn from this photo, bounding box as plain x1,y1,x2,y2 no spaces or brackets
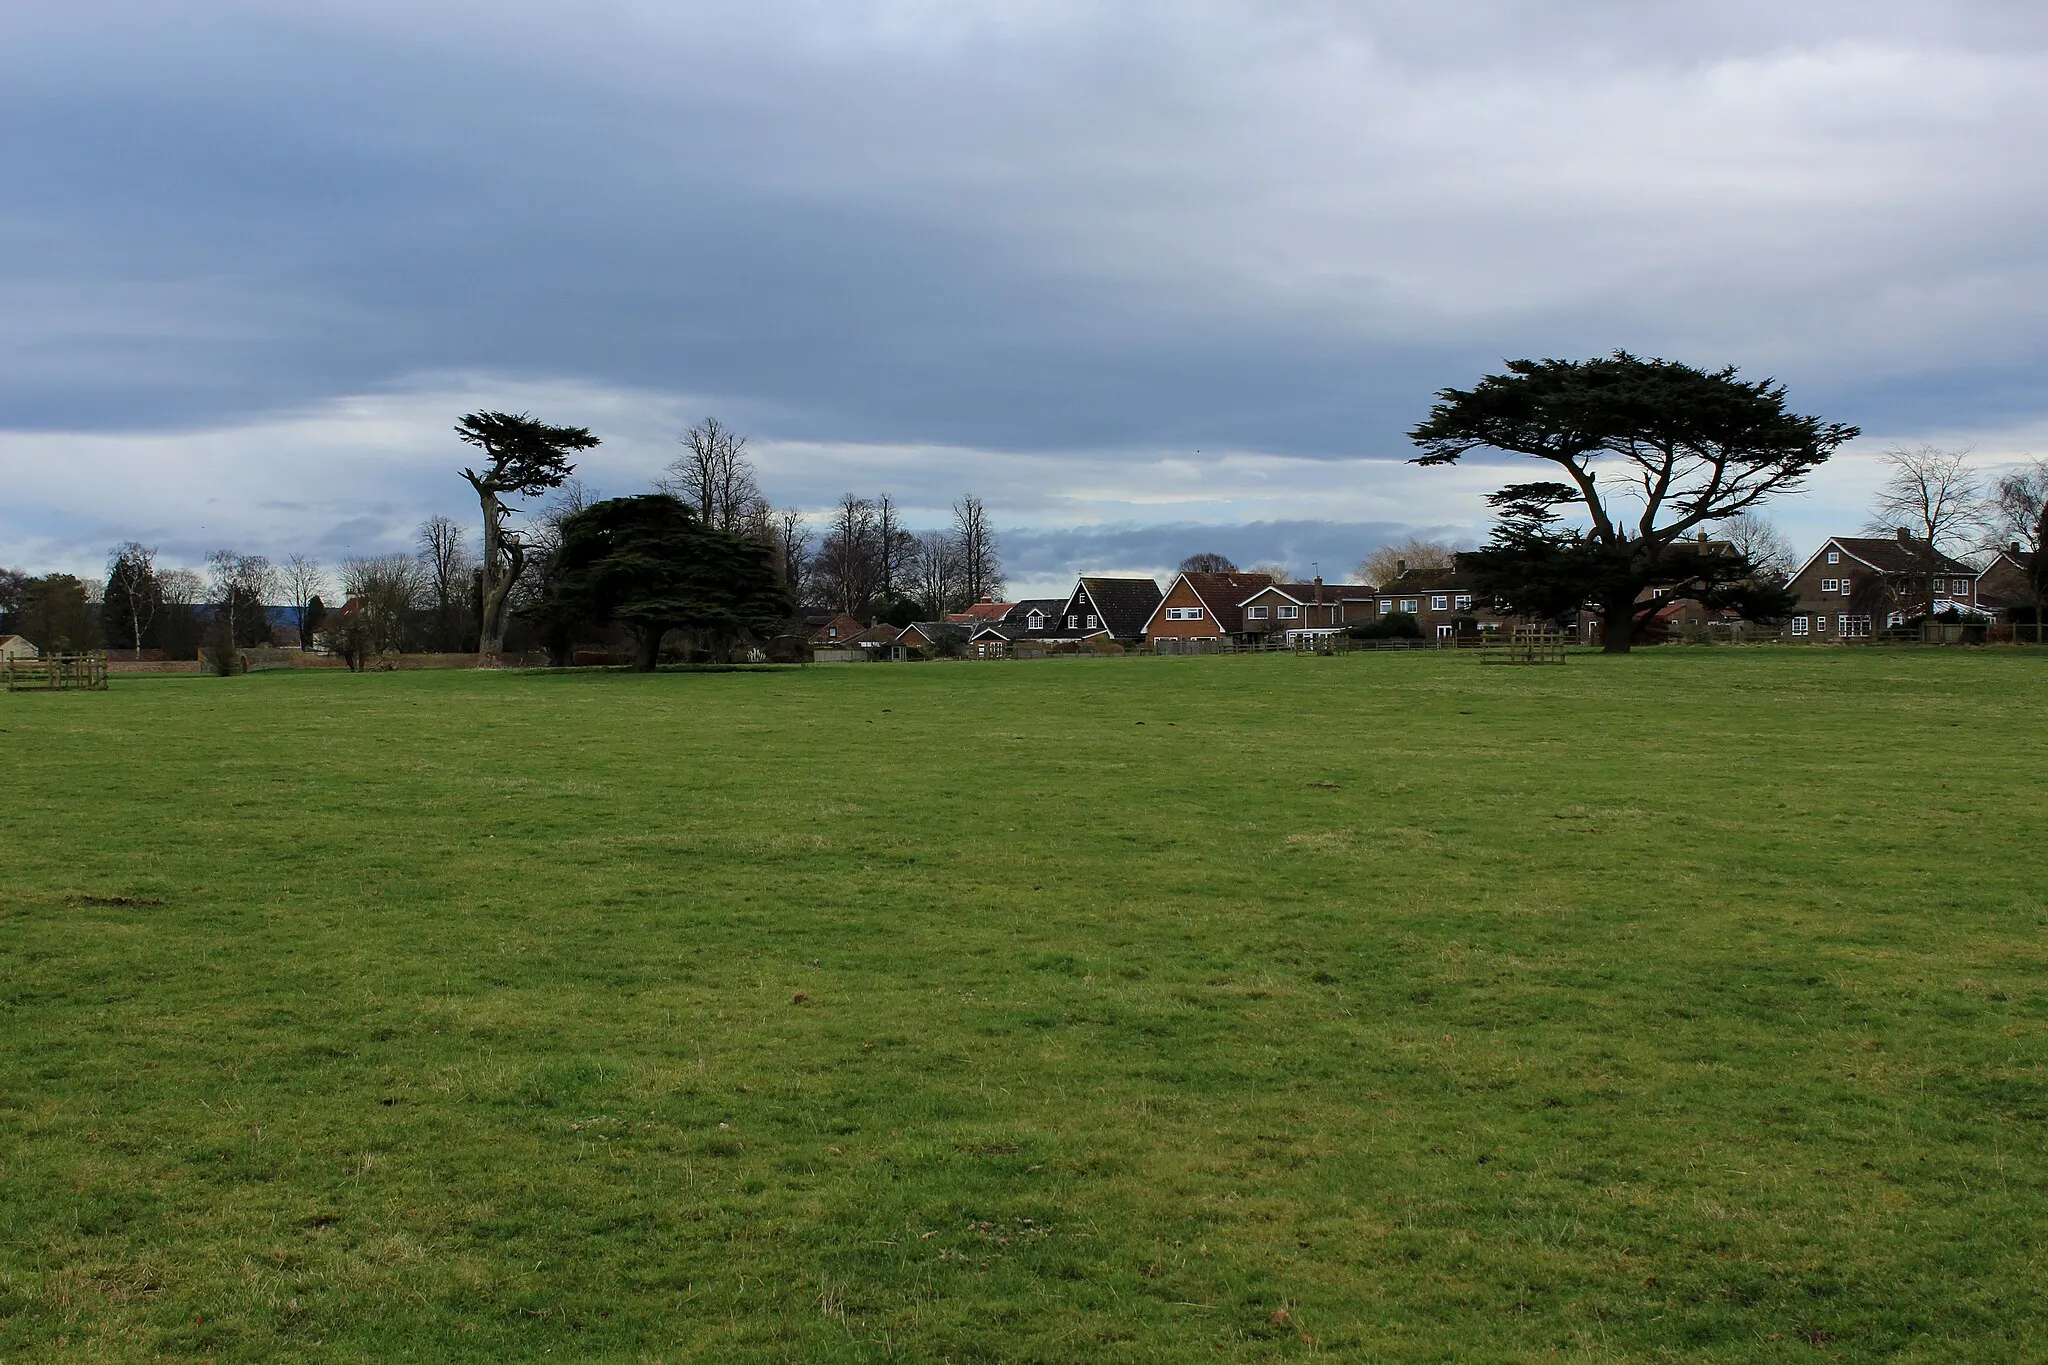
1,648,2045,1362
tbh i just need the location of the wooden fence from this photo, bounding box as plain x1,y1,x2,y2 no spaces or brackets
1479,632,1570,665
4,652,110,691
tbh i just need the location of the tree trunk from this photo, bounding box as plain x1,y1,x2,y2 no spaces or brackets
1600,598,1638,654
475,490,520,664
635,628,663,672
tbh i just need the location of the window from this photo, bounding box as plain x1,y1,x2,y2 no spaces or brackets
1436,624,1454,639
1431,595,1449,610
1026,611,1044,630
1246,605,1268,620
1826,550,1840,564
1085,614,1098,628
1821,578,1838,592
1791,616,1809,635
1380,599,1396,613
1454,595,1472,610
1400,599,1418,613
1838,577,1850,593
1814,615,1827,631
1840,614,1872,638
1164,606,1204,621
1277,604,1299,619
1066,616,1078,629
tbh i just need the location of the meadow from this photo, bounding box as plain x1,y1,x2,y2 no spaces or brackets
2,648,2044,1362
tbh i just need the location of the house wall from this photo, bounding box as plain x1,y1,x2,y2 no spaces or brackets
1144,579,1223,643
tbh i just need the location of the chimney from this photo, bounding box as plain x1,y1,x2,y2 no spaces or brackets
1895,527,1910,544
2013,541,2023,555
1314,574,1324,604
1396,558,1406,576
1698,531,1708,543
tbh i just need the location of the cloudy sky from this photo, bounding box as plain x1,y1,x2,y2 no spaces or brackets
5,1,2045,593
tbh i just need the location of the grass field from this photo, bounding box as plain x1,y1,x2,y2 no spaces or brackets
3,649,2045,1361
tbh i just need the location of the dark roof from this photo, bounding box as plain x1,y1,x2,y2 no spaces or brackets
1378,568,1479,593
1073,577,1164,638
1830,535,1978,576
1253,581,1375,604
1000,598,1067,628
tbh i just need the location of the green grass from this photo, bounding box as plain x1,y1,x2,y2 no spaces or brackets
2,649,2045,1361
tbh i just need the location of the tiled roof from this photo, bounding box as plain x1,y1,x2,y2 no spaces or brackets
1075,577,1164,638
1176,571,1276,632
1830,536,1978,576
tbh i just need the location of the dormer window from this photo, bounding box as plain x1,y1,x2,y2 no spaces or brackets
1026,611,1045,630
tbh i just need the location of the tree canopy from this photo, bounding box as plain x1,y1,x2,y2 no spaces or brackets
457,410,600,659
1410,353,1856,650
544,494,789,670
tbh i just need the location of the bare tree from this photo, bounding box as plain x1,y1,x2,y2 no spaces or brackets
1715,513,1796,587
1178,552,1237,573
873,493,917,600
909,529,964,618
414,516,471,650
204,551,276,668
1990,457,2048,552
1865,444,1990,610
661,416,764,533
770,507,810,589
1358,538,1457,586
280,554,327,648
950,495,1002,604
157,568,202,607
1244,561,1290,583
341,554,428,656
815,494,881,616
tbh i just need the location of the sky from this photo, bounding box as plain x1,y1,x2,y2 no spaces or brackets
5,1,2046,595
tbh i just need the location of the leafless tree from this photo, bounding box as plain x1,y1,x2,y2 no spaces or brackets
873,493,917,599
1715,513,1796,587
661,416,765,533
909,529,964,618
157,568,203,607
1358,538,1457,586
1244,561,1291,583
770,507,810,589
814,494,881,616
280,554,327,647
1178,552,1237,573
1865,444,1991,609
1990,457,2048,553
340,554,428,656
205,551,275,642
950,495,1002,604
414,516,472,650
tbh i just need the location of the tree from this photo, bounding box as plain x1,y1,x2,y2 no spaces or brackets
1865,445,1989,613
1358,538,1455,586
280,554,326,648
909,529,964,618
1990,457,2047,554
815,494,881,617
661,417,764,534
457,410,600,661
1411,353,1856,652
102,542,160,656
873,494,919,600
415,516,471,651
951,495,1003,604
1178,552,1237,574
1714,513,1796,587
544,494,790,671
302,594,329,645
156,568,205,659
204,552,275,669
772,507,810,589
1245,561,1291,584
10,575,102,653
341,554,428,656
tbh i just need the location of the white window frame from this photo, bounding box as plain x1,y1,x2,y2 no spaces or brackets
1791,616,1809,635
1431,595,1448,610
1026,611,1044,630
1436,624,1454,639
1454,595,1472,610
1400,599,1418,613
1826,550,1840,564
1822,578,1838,592
1065,616,1078,629
1085,614,1098,628
1163,606,1204,622
1246,605,1268,620
1277,604,1299,620
1380,599,1396,613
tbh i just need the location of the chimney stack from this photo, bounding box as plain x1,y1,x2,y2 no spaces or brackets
1896,527,1910,544
1396,558,1407,576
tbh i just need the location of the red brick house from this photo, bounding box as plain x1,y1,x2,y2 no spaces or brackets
1371,569,1516,639
1976,544,2041,629
1234,579,1376,642
1783,531,1983,640
809,613,865,646
1141,570,1276,651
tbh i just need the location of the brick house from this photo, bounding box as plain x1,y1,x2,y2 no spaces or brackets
1783,531,1983,640
809,613,865,646
1371,568,1516,639
1141,570,1277,651
1976,545,2041,627
1234,579,1377,643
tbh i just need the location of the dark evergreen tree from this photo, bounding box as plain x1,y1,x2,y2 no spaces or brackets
543,494,790,671
1410,353,1856,651
457,411,599,660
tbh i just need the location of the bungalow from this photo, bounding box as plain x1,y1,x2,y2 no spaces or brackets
946,599,1016,629
1784,530,1983,640
0,634,40,662
1141,570,1276,651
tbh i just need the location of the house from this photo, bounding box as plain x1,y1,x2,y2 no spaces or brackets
809,613,866,646
1047,577,1162,644
850,623,905,649
897,622,965,652
1141,570,1277,651
1234,578,1377,643
1976,544,2041,627
1371,568,1515,639
946,599,1015,628
1784,530,1984,640
0,634,40,662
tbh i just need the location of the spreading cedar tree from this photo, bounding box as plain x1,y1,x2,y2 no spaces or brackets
544,494,789,671
1409,353,1858,652
457,411,599,662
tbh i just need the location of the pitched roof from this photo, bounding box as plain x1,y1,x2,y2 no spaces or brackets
1147,571,1276,634
1072,576,1163,638
1826,535,1978,577
1242,581,1375,606
999,598,1067,628
948,600,1015,624
850,624,905,646
1377,568,1479,593
809,613,865,643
